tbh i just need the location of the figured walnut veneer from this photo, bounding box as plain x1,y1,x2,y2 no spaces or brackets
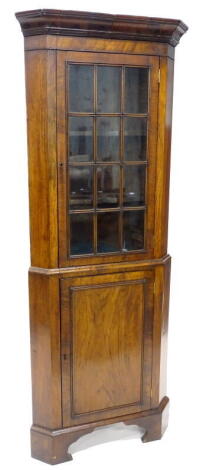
16,9,187,465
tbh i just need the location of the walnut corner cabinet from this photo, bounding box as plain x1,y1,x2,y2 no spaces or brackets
16,9,188,465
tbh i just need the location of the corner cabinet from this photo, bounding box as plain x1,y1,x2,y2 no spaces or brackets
16,10,187,465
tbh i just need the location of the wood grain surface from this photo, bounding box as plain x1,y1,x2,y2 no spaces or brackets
16,9,187,464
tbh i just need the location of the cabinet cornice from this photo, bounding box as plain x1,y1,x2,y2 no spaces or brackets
15,9,188,46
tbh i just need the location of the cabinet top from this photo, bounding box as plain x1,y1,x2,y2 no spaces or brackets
15,9,188,47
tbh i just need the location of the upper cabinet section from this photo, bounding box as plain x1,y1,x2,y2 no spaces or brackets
16,10,188,269
16,9,188,47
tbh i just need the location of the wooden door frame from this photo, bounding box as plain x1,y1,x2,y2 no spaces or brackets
60,269,154,427
57,51,159,267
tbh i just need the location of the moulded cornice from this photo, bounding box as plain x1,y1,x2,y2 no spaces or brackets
15,9,188,47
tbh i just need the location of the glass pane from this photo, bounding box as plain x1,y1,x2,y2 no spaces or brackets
70,213,93,255
69,65,93,112
97,166,120,208
97,66,121,113
124,117,147,161
97,117,120,161
123,211,144,251
97,212,120,253
123,166,146,207
125,67,148,114
69,117,93,162
69,166,93,210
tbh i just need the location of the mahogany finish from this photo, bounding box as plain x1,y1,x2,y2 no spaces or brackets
61,270,154,425
16,9,187,45
16,9,187,465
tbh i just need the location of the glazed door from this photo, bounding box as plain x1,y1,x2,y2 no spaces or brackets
57,52,159,267
61,270,154,426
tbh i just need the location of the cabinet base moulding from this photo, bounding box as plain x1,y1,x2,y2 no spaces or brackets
31,396,169,465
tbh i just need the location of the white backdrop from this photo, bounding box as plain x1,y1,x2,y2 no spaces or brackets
0,1,196,469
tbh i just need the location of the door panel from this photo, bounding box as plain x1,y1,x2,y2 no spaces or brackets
57,51,159,267
72,282,143,414
61,270,154,426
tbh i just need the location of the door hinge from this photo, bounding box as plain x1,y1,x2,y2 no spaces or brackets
158,68,161,84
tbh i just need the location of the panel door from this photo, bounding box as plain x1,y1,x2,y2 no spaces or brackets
57,51,159,267
61,270,154,426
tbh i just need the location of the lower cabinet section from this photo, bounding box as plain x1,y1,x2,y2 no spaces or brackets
60,270,154,427
29,257,171,464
